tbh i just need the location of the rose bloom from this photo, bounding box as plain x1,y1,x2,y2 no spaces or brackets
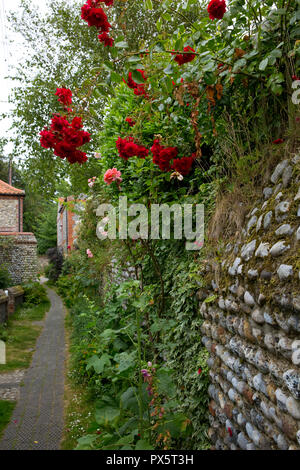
55,87,72,106
86,249,94,258
207,0,227,20
104,168,122,185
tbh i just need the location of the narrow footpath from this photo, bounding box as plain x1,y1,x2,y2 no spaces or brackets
0,287,65,450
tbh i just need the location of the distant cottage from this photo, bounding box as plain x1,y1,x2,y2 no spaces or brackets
57,195,86,254
0,179,38,284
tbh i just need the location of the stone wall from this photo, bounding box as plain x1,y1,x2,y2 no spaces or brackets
0,198,19,232
200,153,300,450
0,233,38,285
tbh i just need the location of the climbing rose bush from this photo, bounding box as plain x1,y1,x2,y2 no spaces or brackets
125,117,136,127
55,87,72,106
116,136,149,160
123,70,148,97
40,114,90,164
207,0,227,20
81,0,114,45
98,31,114,47
173,47,196,66
151,140,194,175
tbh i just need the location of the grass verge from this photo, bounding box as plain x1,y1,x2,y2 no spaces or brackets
0,400,16,439
0,299,50,373
61,310,95,450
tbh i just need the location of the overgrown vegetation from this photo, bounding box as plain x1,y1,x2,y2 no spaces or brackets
0,401,16,439
0,283,50,373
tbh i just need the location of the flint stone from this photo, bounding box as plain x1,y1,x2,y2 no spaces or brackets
282,165,293,187
275,201,290,222
247,216,257,233
295,186,300,201
286,396,300,420
244,291,255,306
277,264,293,281
292,349,300,366
263,187,273,199
255,242,270,258
275,389,288,412
237,432,251,450
241,240,256,261
260,270,272,281
275,224,293,236
296,226,300,241
292,296,300,312
248,269,258,280
283,369,300,400
277,434,289,451
228,257,241,276
256,215,263,232
270,160,289,184
264,212,273,231
270,241,290,257
252,308,264,324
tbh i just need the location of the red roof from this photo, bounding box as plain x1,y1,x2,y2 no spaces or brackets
0,179,25,196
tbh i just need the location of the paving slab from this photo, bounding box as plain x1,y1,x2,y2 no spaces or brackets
0,287,65,450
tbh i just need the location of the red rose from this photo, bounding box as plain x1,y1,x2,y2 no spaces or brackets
123,70,148,97
98,32,114,47
81,3,111,32
116,137,149,160
207,0,227,20
50,114,70,132
40,129,57,149
125,117,136,127
174,46,196,66
55,87,72,106
71,117,83,130
172,156,194,176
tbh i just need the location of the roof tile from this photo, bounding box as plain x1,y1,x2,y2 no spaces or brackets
0,179,25,196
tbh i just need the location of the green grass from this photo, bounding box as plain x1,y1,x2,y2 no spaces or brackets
0,299,50,373
0,400,16,438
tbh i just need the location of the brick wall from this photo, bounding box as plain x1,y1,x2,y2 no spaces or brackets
200,153,300,450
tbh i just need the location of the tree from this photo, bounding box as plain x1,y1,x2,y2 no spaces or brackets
4,0,169,197
34,202,58,254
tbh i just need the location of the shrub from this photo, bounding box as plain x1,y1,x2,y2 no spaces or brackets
46,248,64,281
0,265,11,289
23,281,48,306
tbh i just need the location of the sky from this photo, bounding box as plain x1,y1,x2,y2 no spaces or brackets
0,0,48,156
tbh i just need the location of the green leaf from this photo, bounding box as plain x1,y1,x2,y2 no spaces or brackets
86,354,111,374
259,58,269,71
131,70,145,84
95,405,120,427
120,387,139,413
135,440,154,450
115,351,136,373
115,41,129,49
75,435,97,450
144,0,153,10
157,368,176,397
